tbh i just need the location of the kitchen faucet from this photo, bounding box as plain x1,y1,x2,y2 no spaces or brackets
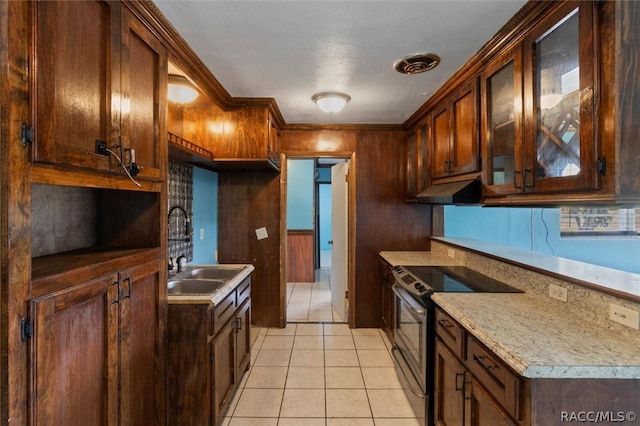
176,254,186,273
168,205,192,242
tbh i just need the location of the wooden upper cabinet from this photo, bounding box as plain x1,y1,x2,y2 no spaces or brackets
32,0,120,173
267,111,281,166
521,1,598,194
406,117,430,199
431,79,480,181
120,8,167,182
31,1,167,182
482,45,524,197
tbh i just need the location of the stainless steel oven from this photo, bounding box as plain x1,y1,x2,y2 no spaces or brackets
391,284,432,426
390,264,522,426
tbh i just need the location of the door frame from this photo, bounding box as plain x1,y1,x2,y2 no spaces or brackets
280,151,357,328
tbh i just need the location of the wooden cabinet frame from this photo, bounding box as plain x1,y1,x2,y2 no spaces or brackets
431,78,480,182
521,1,599,194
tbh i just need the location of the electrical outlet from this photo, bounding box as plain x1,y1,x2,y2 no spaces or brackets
609,304,640,330
447,249,455,259
95,140,108,156
548,284,568,302
199,228,205,240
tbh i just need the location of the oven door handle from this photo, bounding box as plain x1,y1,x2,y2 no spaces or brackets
392,286,425,317
391,346,425,399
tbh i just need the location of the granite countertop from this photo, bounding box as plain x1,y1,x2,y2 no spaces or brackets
432,292,640,379
380,250,640,379
167,264,254,305
379,251,456,266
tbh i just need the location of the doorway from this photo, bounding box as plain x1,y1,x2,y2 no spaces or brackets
284,157,351,324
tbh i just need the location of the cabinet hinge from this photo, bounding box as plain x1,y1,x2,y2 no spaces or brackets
21,317,32,341
21,123,33,147
597,157,607,176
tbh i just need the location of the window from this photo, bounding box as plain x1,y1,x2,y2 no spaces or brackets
560,207,640,237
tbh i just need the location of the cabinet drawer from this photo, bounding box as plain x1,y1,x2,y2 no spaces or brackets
236,277,251,308
213,291,236,336
435,308,465,360
467,336,522,421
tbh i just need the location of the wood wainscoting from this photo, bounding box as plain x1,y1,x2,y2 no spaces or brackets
286,230,315,283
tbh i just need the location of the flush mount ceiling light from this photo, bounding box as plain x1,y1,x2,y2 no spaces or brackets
394,53,441,75
168,74,199,103
312,92,351,113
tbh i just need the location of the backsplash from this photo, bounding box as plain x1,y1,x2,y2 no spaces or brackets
31,184,97,257
430,239,640,334
168,161,193,263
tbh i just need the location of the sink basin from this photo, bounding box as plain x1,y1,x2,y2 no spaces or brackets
182,265,246,281
168,279,226,295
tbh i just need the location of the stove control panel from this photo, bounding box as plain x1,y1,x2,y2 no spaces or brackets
391,266,431,299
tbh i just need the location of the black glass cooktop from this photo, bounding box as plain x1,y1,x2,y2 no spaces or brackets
403,266,522,294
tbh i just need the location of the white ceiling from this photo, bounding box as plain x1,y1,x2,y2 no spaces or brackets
154,0,527,125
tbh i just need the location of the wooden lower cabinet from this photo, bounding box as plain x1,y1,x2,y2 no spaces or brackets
168,277,252,425
434,307,522,426
29,259,163,426
434,339,466,426
467,376,517,426
435,306,640,425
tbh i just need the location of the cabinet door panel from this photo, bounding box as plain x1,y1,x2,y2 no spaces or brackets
236,299,252,376
33,0,119,172
524,1,598,193
119,260,163,425
482,47,523,196
213,318,236,422
432,104,451,179
451,81,479,176
121,10,167,181
467,377,517,426
30,275,119,426
435,340,466,426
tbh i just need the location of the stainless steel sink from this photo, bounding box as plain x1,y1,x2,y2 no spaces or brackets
168,279,226,295
168,265,249,295
182,265,246,281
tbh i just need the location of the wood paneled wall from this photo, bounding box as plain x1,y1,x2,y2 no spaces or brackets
281,127,433,328
286,230,315,283
217,127,431,328
352,130,433,327
218,171,283,327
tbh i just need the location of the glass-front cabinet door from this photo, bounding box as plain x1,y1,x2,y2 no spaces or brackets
482,46,523,196
523,1,598,193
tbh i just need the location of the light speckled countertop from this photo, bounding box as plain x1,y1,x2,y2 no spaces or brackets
167,264,254,305
380,250,640,379
379,251,456,266
433,293,640,379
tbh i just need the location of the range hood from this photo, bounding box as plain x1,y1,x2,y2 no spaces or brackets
415,179,481,204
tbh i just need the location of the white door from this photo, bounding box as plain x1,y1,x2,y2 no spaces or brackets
330,161,349,321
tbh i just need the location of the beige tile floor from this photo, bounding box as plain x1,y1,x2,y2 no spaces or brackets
221,254,419,425
286,268,345,323
221,323,421,425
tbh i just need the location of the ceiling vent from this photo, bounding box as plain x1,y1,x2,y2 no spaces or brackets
394,53,441,75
